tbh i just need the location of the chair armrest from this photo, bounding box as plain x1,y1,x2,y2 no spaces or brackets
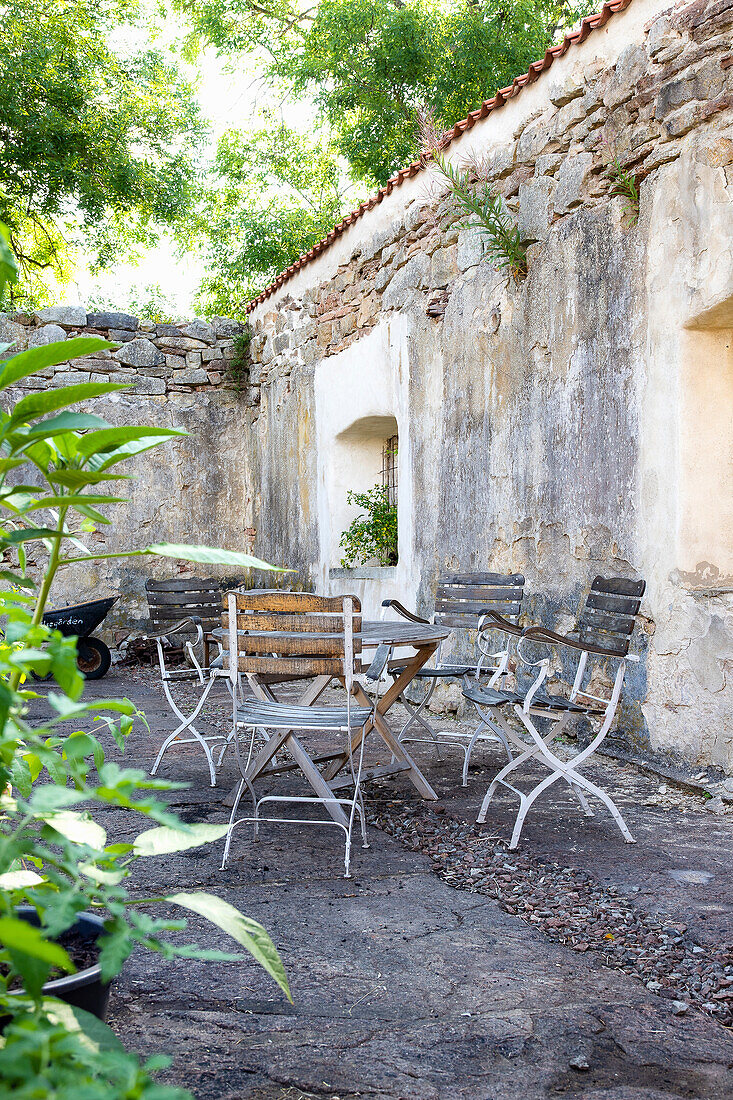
380,599,429,625
521,625,627,659
478,609,523,637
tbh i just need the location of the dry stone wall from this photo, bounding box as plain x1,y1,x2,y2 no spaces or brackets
0,309,261,640
2,307,252,397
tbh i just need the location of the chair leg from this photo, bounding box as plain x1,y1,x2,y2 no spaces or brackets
220,773,259,869
152,675,218,785
394,678,445,762
569,781,595,817
566,769,635,843
462,708,514,786
477,744,537,823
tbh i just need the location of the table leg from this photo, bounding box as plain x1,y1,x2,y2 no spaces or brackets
322,644,439,801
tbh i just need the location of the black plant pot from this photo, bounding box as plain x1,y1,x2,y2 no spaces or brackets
11,907,113,1021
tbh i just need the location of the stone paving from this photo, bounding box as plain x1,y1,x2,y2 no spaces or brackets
31,671,733,1099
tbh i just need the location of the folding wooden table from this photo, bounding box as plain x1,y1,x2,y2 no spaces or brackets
237,619,450,824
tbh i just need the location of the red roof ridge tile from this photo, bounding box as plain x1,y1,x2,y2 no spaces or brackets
246,0,634,312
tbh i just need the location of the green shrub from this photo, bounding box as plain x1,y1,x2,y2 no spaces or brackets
340,484,397,567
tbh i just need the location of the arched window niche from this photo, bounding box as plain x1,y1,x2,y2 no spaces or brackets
314,320,418,617
329,414,399,571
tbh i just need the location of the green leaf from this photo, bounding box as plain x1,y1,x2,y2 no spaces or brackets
76,426,185,460
79,862,125,885
49,469,130,488
0,223,18,298
26,494,127,511
0,916,74,972
168,892,291,1001
0,339,114,390
0,869,44,888
133,823,230,857
26,411,111,436
40,810,107,849
146,544,289,571
43,1001,125,1053
1,527,57,544
9,382,131,424
27,786,88,812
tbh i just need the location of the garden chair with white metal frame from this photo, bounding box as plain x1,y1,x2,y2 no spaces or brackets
463,576,646,849
146,578,243,787
220,591,392,878
148,616,236,787
382,573,525,784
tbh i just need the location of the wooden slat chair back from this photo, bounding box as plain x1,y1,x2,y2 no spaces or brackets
575,577,646,657
383,571,525,786
221,591,381,878
434,572,525,631
223,591,362,682
146,577,222,635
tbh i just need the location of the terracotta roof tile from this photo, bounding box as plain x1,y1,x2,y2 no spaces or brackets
245,0,634,312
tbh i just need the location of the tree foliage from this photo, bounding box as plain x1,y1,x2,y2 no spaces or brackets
194,117,354,314
0,0,203,303
181,0,596,187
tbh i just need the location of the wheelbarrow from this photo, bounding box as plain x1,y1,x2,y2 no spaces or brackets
41,597,118,680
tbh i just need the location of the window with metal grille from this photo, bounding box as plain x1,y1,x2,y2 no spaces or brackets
381,435,398,507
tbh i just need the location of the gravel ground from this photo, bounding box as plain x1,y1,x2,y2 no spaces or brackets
367,793,733,1027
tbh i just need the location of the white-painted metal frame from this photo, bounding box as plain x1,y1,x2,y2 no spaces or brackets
474,635,639,848
149,617,233,787
221,594,391,878
382,601,518,785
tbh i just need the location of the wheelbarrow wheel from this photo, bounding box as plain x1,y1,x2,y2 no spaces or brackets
77,637,111,680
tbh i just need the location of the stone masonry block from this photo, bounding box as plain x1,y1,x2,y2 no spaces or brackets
54,371,90,385
518,176,557,239
457,226,484,272
173,367,208,385
131,377,166,395
87,311,138,331
554,153,594,215
35,305,87,328
28,324,66,346
548,70,585,107
181,318,216,345
113,338,165,368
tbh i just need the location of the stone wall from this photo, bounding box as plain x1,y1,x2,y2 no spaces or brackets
245,0,733,774
0,308,262,639
4,0,732,776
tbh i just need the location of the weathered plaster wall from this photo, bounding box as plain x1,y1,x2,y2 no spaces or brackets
0,309,261,637
246,0,733,772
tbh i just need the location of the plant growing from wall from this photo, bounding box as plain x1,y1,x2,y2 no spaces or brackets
227,324,253,391
340,484,398,567
603,151,640,226
0,317,291,1095
433,151,533,282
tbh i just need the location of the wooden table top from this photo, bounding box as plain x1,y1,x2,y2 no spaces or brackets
359,620,449,648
